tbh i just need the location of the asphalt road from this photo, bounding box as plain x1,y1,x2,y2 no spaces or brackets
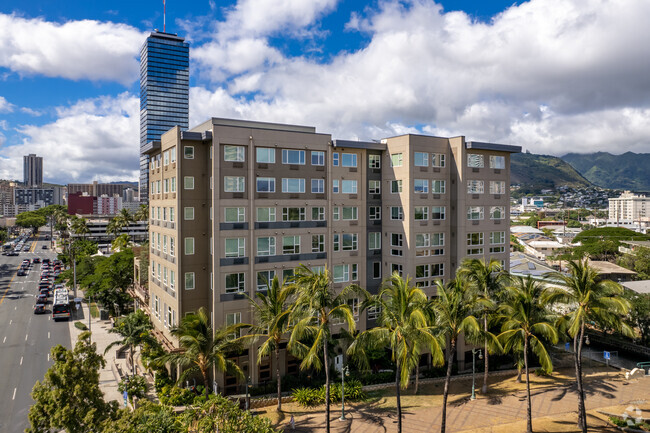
0,233,71,433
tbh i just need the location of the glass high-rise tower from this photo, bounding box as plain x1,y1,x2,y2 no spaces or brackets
139,31,189,202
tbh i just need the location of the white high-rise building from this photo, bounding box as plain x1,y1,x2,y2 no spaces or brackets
609,191,650,222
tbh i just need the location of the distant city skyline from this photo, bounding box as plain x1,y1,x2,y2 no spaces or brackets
1,0,650,185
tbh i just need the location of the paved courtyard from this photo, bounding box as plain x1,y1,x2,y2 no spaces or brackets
278,372,649,432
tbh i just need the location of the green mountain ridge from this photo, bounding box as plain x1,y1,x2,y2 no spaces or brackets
561,151,650,191
510,152,591,189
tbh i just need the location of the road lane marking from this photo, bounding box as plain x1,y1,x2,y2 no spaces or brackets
9,320,12,325
48,332,50,339
0,272,17,307
25,334,28,341
47,353,50,361
2,336,5,343
20,356,23,365
12,388,16,400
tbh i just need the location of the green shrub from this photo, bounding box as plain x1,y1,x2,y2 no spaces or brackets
74,321,88,331
154,369,173,394
158,385,195,406
180,394,275,433
292,387,321,407
118,375,148,402
609,416,626,427
292,380,365,407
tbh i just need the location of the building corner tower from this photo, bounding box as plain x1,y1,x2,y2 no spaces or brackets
139,31,189,203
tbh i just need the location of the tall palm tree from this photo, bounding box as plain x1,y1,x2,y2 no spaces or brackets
70,216,89,239
288,265,362,433
348,273,443,433
431,276,486,433
159,307,249,398
545,259,632,433
497,276,558,433
246,275,296,411
134,204,149,223
459,258,506,394
104,310,158,375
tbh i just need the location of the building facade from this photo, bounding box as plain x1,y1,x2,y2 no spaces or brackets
145,118,520,391
139,31,190,203
14,187,64,207
609,191,650,223
68,181,135,197
23,154,43,187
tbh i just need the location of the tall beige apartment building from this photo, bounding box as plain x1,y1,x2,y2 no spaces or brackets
143,118,520,391
609,191,650,222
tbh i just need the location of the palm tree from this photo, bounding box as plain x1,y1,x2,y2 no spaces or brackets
134,204,149,223
545,259,632,433
105,310,159,375
431,276,486,433
70,216,89,238
459,258,506,394
159,307,249,398
348,273,443,433
106,218,122,240
288,265,362,433
497,276,558,433
111,233,131,252
246,275,296,411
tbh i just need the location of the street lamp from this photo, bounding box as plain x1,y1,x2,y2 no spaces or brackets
339,365,350,421
471,348,483,400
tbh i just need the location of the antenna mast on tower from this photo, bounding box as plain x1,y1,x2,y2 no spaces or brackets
163,0,166,32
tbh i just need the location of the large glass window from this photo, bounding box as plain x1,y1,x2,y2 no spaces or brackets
184,272,195,290
391,206,403,220
414,179,429,193
467,180,484,194
334,233,358,251
368,180,381,194
391,180,402,193
341,153,357,167
184,207,194,220
257,207,276,222
257,237,276,256
282,178,305,193
224,145,245,162
311,151,325,166
414,206,429,220
224,176,245,192
414,152,428,167
225,273,245,293
184,237,194,255
225,238,245,257
257,270,276,290
490,206,505,219
282,236,300,254
467,153,484,168
467,206,484,220
369,206,381,220
369,154,381,169
184,176,194,190
489,155,505,169
184,146,194,159
467,232,484,245
224,207,245,222
489,181,506,194
416,233,430,248
432,153,446,167
432,206,446,220
312,234,325,252
282,149,305,165
369,232,381,250
282,207,305,221
311,179,324,193
333,265,349,283
432,263,444,277
391,153,403,167
341,180,357,194
432,180,446,194
256,147,275,163
432,233,445,246
312,207,325,221
490,231,506,244
341,206,358,220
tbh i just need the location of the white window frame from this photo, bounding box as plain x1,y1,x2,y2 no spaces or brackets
256,147,275,163
185,272,195,290
225,238,245,258
257,236,276,256
224,176,245,193
341,180,357,194
184,207,194,221
224,145,245,162
414,152,428,167
282,149,305,165
224,207,245,223
225,273,245,294
256,177,276,193
282,178,305,193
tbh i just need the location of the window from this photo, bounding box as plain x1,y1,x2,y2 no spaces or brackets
342,206,358,220
369,154,381,169
163,150,169,166
170,270,175,291
414,179,429,193
184,176,194,190
157,233,161,251
224,176,245,192
332,179,339,193
184,237,194,255
282,178,305,193
341,153,357,167
312,207,325,221
416,264,430,279
432,153,446,167
312,234,325,252
282,269,294,281
282,207,305,221
489,155,505,169
391,153,403,167
391,263,403,276
257,270,276,290
334,233,358,251
184,146,194,159
311,179,324,193
184,207,194,220
432,233,445,246
184,272,195,290
432,206,446,220
467,232,484,255
256,147,275,163
490,231,505,244
225,238,245,258
332,152,340,166
369,180,381,194
170,177,176,192
490,206,505,219
369,206,381,220
333,207,340,220
163,178,169,193
282,149,305,165
391,180,402,193
416,233,430,248
467,180,484,194
391,206,404,220
333,265,349,283
311,151,325,166
432,180,446,194
170,147,176,163
170,237,175,256
348,297,360,319
414,152,428,167
170,207,175,222
431,263,444,277
369,232,381,250
414,206,429,220
341,180,357,194
225,273,245,293
311,266,325,275
224,145,245,162
226,313,241,337
256,177,276,192
467,153,484,168
372,262,382,280
368,304,381,319
257,207,276,222
467,206,484,220
257,237,276,256
490,181,506,194
225,207,245,222
490,246,506,253
391,233,403,247
282,236,300,254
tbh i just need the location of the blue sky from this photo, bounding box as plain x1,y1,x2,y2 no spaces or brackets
0,0,648,184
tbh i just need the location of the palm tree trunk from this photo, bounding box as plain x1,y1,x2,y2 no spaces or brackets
323,336,330,433
202,369,210,398
441,337,456,433
396,360,402,433
576,323,587,433
130,345,135,376
516,365,522,383
276,346,282,411
524,336,532,433
482,314,489,394
414,363,419,395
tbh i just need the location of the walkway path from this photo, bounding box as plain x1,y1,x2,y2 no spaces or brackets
282,373,649,432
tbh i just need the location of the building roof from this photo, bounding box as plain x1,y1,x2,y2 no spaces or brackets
332,139,386,151
587,260,637,275
620,240,650,248
465,141,522,153
528,240,565,249
509,252,556,276
621,280,650,294
511,225,544,234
